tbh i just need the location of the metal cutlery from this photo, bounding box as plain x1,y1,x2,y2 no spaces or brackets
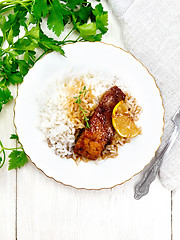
134,107,180,200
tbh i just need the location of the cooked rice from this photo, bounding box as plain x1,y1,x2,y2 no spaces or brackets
38,71,141,161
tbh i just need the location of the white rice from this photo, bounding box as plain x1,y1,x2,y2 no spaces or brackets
38,70,140,160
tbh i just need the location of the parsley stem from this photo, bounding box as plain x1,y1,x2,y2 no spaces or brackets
35,37,81,63
63,28,75,42
75,36,82,42
0,141,5,168
0,140,22,154
0,0,32,14
0,0,31,9
0,146,22,152
0,82,6,88
0,0,31,4
0,140,23,169
35,50,52,63
63,39,82,44
0,148,5,169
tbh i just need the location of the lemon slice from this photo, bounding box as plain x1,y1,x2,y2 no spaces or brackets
112,101,141,138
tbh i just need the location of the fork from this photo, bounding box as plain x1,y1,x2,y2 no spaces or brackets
134,107,180,200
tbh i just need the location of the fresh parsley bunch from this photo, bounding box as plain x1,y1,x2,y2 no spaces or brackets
0,0,108,170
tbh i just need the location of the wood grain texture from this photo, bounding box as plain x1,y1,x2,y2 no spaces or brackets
172,189,180,240
17,162,171,240
0,1,174,239
16,1,171,240
0,85,17,240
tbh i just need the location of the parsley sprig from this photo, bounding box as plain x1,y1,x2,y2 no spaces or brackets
0,0,108,111
74,86,90,128
0,134,28,170
0,0,108,170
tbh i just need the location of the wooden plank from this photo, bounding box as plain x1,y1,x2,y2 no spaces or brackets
17,164,171,240
0,85,17,240
101,1,125,48
172,189,180,240
16,1,172,239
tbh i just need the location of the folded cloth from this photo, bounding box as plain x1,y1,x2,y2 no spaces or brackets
108,0,180,190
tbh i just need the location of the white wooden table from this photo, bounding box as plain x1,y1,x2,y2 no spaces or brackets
0,1,180,239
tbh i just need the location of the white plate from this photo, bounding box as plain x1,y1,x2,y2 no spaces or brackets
15,42,164,189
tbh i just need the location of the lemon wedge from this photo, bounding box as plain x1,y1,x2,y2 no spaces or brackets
112,101,141,138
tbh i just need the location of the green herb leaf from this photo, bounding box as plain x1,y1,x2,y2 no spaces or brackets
39,34,65,56
93,3,108,34
0,36,3,46
47,0,64,37
66,0,84,9
33,0,49,19
0,86,13,112
8,150,28,170
24,51,36,66
96,14,108,34
13,38,37,51
0,0,108,170
17,60,30,76
93,3,104,16
10,134,19,140
26,26,40,39
77,22,96,38
7,27,13,44
8,72,23,85
75,5,92,23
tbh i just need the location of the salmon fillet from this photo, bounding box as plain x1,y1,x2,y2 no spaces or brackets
74,86,126,160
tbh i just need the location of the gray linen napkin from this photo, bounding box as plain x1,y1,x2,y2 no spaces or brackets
108,0,180,190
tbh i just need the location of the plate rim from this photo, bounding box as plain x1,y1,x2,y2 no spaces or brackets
13,41,165,190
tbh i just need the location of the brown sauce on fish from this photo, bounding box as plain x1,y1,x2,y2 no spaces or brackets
74,86,126,160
